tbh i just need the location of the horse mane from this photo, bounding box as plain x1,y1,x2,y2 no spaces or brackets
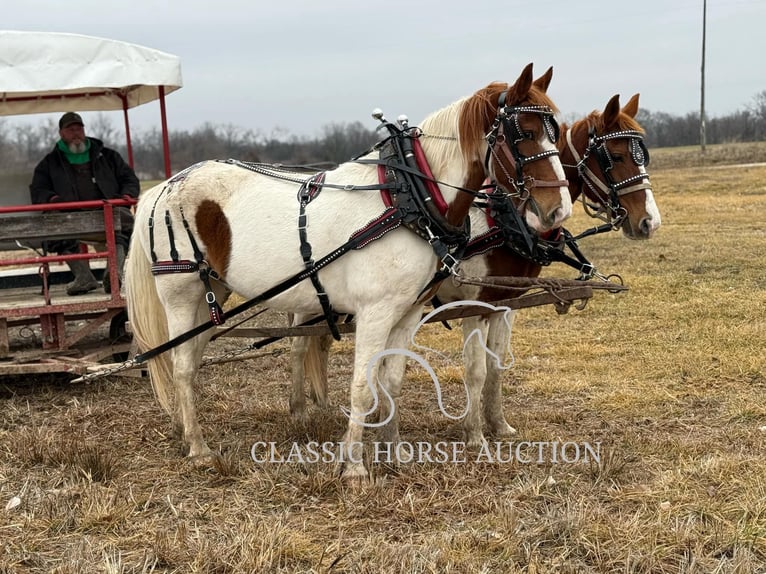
418,98,467,176
584,107,645,134
457,81,560,163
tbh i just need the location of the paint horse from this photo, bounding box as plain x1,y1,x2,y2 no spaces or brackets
291,92,661,449
125,63,572,477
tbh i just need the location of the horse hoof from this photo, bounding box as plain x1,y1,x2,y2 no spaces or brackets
289,394,306,417
491,422,518,437
289,406,307,420
465,434,488,450
337,461,369,482
187,451,218,468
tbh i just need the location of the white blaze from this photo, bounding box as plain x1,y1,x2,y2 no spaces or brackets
523,136,572,232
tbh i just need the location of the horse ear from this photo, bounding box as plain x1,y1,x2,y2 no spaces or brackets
533,66,554,93
506,63,534,103
603,94,621,127
622,93,640,118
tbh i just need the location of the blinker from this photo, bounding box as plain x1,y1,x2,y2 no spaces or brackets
631,138,650,166
543,115,559,143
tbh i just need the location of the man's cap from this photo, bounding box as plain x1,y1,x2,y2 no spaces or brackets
59,112,84,129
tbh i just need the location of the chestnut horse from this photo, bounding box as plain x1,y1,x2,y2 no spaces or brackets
291,92,661,449
125,63,571,477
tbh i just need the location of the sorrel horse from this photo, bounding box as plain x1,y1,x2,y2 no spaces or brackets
291,92,661,449
125,63,572,477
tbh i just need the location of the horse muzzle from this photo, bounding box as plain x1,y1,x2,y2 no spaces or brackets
524,187,572,233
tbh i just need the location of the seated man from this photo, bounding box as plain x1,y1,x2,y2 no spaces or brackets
29,112,139,295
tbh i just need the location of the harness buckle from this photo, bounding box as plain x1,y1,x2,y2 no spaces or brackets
576,263,597,281
421,221,436,241
440,253,461,275
205,291,217,305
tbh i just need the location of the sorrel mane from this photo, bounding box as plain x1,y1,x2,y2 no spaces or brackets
561,100,644,141
458,78,560,160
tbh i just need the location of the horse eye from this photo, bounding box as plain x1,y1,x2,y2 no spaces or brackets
611,154,624,163
524,131,534,140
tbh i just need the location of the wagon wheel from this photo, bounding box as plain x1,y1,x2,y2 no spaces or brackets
109,310,131,362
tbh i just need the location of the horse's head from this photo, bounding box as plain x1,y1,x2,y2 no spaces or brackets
560,94,661,239
458,63,572,234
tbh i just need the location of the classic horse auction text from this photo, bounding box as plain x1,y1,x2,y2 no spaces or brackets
250,440,601,465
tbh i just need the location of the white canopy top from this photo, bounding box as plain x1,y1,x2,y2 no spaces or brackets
0,31,183,117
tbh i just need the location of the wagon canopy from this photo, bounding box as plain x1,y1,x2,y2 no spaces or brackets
0,30,182,116
0,30,183,178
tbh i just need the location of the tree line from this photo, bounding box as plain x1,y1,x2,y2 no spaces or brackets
2,91,765,181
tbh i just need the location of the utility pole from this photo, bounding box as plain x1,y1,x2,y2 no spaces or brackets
700,0,707,152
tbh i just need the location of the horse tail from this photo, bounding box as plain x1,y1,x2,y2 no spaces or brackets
305,333,333,408
125,236,174,414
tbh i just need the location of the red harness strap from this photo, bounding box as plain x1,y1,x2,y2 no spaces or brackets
378,138,449,214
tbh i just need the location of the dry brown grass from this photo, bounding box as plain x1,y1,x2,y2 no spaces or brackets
648,140,766,170
1,146,765,573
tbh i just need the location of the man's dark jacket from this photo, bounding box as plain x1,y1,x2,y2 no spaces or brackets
29,137,140,204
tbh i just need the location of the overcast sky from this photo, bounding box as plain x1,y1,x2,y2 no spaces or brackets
5,0,765,138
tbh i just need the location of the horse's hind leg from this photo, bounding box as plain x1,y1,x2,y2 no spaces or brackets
289,330,310,418
482,311,517,437
308,333,333,408
159,279,220,460
289,312,332,417
172,336,214,459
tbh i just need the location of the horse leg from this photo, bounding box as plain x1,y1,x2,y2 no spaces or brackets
289,314,310,417
377,305,425,445
172,335,214,459
308,333,333,408
461,315,490,448
340,305,409,479
289,313,332,417
482,311,518,437
159,279,222,460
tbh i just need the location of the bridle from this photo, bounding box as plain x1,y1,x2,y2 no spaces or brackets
477,92,569,261
484,92,568,204
565,125,652,228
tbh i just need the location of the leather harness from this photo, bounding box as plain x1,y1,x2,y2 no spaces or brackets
138,94,570,361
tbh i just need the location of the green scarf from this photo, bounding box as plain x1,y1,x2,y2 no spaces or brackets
57,138,91,164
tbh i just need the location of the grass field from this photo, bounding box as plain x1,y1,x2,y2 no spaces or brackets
1,144,765,573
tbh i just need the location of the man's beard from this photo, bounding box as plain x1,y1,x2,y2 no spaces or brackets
67,141,87,153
